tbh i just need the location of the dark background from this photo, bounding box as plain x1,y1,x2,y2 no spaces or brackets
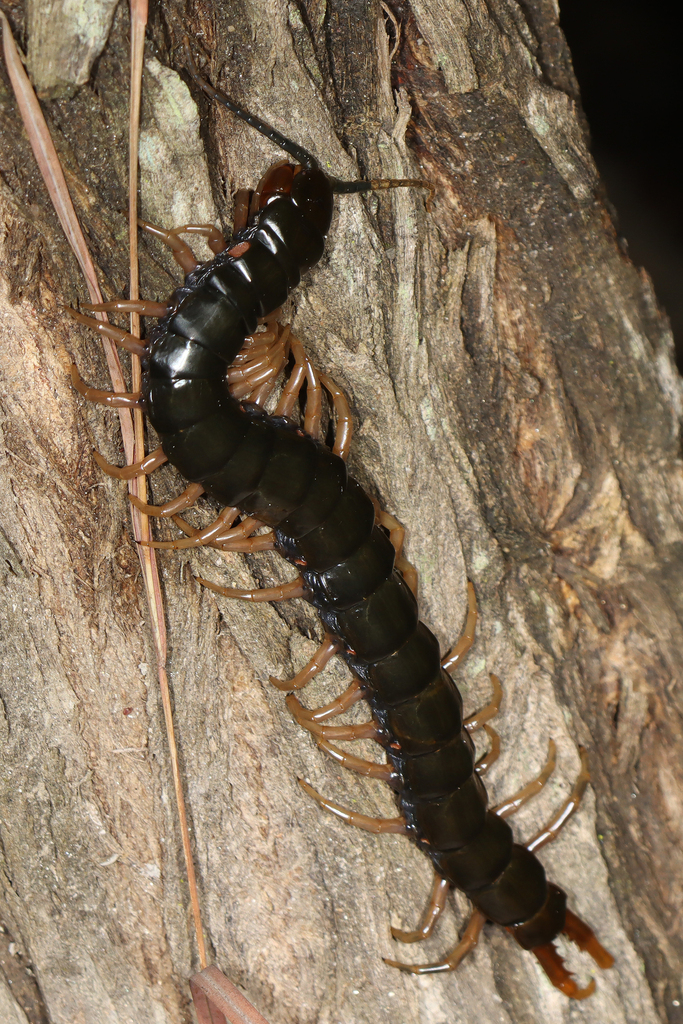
559,0,682,365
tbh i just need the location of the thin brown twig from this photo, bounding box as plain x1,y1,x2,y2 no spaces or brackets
127,0,207,971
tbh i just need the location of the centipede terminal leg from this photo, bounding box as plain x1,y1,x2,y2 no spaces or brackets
562,909,614,969
526,894,614,998
530,943,597,1000
513,746,613,995
391,874,450,944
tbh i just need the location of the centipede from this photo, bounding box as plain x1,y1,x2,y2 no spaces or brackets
67,46,614,1001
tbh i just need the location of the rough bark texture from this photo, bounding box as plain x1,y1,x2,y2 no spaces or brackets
1,2,682,1023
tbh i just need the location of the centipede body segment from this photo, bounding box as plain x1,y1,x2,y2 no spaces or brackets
70,47,613,1000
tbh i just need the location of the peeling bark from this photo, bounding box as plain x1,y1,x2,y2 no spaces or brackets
1,2,681,1023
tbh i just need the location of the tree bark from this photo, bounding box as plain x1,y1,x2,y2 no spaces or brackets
1,2,681,1023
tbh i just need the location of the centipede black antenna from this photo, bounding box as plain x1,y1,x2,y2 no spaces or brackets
183,38,320,169
183,38,434,203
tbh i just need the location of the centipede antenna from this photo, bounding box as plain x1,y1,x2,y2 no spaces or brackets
329,176,435,198
184,39,320,170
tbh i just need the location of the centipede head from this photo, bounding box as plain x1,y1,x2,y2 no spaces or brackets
529,908,614,1000
251,160,334,237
